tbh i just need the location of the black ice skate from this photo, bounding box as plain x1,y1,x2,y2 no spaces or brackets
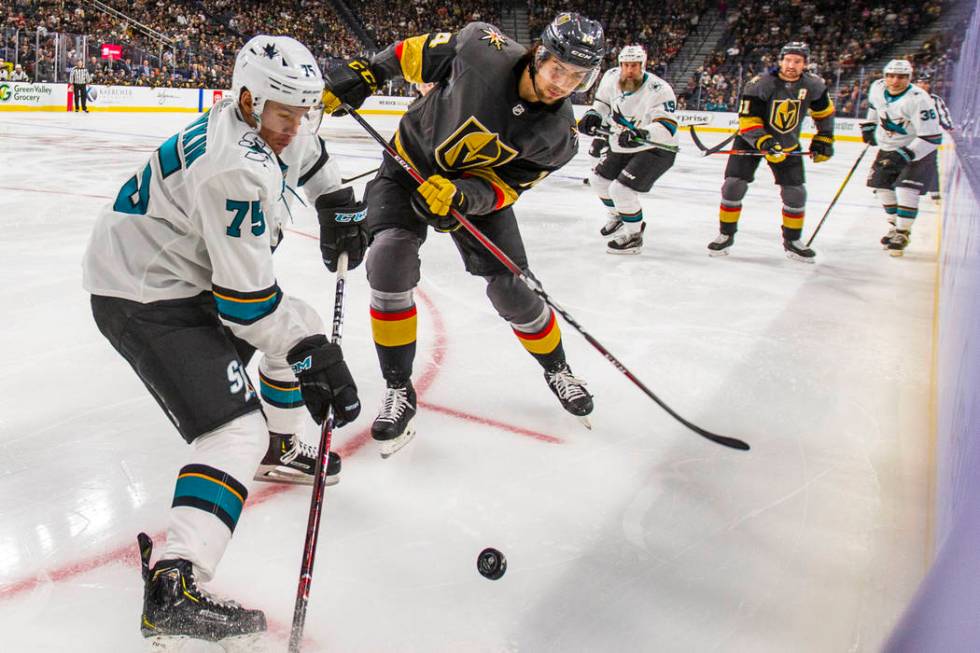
783,238,816,263
254,433,341,486
707,232,735,256
544,362,594,428
881,225,898,248
138,533,266,645
888,229,911,257
600,216,623,237
607,223,645,255
372,379,417,458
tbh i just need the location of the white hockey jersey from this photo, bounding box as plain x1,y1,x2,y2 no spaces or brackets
865,80,943,158
591,68,678,154
82,98,341,360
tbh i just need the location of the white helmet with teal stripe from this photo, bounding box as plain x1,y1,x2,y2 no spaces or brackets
232,35,324,128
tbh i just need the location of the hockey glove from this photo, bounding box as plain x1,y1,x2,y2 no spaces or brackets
860,122,878,146
809,134,834,163
577,110,604,136
410,174,467,232
287,335,360,427
588,136,609,158
756,134,787,164
618,127,650,149
316,187,369,272
322,58,379,116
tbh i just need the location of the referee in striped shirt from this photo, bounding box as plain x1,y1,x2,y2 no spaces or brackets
69,59,91,113
915,74,953,200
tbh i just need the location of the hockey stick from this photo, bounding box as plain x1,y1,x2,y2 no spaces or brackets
595,127,679,153
288,251,349,653
341,166,380,184
804,144,871,248
688,125,736,156
705,149,814,157
343,104,749,452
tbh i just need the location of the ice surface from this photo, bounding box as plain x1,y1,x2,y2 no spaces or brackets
0,111,937,651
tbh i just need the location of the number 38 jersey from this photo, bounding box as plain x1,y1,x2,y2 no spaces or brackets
865,79,943,157
82,98,341,358
590,67,679,153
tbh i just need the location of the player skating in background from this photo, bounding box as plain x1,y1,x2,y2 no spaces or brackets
82,36,366,643
707,42,836,262
578,45,679,254
322,13,604,457
861,59,943,256
914,72,953,201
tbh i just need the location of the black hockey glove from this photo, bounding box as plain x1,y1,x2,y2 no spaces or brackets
809,134,834,163
316,187,369,272
322,58,379,116
618,127,650,148
577,109,604,136
410,174,467,232
860,122,878,146
287,335,360,427
588,136,609,158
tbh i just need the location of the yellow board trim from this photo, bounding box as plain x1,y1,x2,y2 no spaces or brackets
372,314,418,348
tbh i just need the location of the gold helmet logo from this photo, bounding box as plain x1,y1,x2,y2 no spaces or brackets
435,116,518,171
769,99,801,134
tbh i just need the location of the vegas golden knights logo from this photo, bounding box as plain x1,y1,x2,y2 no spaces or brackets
434,116,518,171
769,99,802,134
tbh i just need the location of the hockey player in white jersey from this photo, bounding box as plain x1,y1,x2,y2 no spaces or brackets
861,59,943,256
578,45,678,254
82,36,368,643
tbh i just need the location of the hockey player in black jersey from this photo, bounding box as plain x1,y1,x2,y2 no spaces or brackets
709,42,836,262
323,13,604,457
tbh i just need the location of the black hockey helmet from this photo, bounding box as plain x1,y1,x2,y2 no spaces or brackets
537,12,605,91
779,41,810,61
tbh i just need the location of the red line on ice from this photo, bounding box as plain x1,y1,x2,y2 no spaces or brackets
0,226,563,606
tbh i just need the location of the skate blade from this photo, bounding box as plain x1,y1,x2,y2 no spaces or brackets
606,246,642,255
377,421,416,459
784,251,815,264
578,415,592,430
707,249,730,257
253,465,339,487
889,249,905,257
146,634,264,652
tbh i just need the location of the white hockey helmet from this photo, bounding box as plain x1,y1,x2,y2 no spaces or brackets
883,59,913,77
618,45,647,67
232,35,324,130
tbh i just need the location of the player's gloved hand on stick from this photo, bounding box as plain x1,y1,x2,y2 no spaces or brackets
809,134,834,163
756,134,787,163
287,335,360,427
577,110,603,136
618,126,650,148
411,174,466,232
316,187,369,272
322,58,379,116
588,136,608,158
860,122,878,146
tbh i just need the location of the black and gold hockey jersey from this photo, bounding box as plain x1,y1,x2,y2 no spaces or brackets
370,22,578,215
737,70,835,150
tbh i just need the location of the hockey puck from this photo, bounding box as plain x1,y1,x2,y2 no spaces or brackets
477,547,507,580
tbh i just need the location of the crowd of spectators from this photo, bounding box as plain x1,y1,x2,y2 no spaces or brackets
679,0,949,113
346,0,498,49
0,0,964,115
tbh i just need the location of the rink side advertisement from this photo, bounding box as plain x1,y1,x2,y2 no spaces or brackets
0,84,865,141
